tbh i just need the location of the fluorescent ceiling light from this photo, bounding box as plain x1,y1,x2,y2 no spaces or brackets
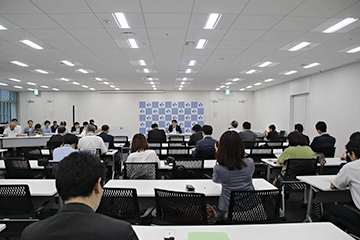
183,77,187,80
240,88,245,91
41,85,49,88
246,69,256,74
152,85,156,88
103,82,110,85
259,61,272,67
148,77,153,81
35,69,48,74
347,46,360,53
72,82,80,85
220,85,225,88
215,88,220,90
179,88,182,90
52,88,59,91
323,18,358,33
246,86,253,89
254,82,262,86
225,82,231,85
10,61,28,67
143,68,150,73
95,77,102,81
8,78,21,82
77,69,88,74
186,69,192,73
127,39,139,48
153,88,157,90
284,70,297,75
188,60,196,66
181,82,185,85
27,88,34,91
138,60,146,66
195,39,208,49
110,85,115,88
204,13,222,29
60,78,69,81
115,88,120,90
150,81,154,84
82,85,89,88
0,83,8,86
61,60,75,66
303,63,320,69
26,82,36,85
264,78,274,82
0,25,7,30
14,86,23,89
232,78,240,81
289,42,311,51
20,40,43,50
90,88,95,91
112,12,130,29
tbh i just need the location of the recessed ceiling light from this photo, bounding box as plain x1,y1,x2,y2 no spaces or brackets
0,25,7,30
232,78,240,81
90,88,95,91
188,60,196,66
20,40,43,50
77,69,88,74
115,88,119,90
246,69,256,74
60,78,70,81
0,83,8,86
289,42,311,51
41,85,49,88
82,85,89,88
347,46,360,53
8,78,21,82
254,82,262,86
35,69,49,74
284,70,297,75
143,68,150,73
72,82,80,85
195,39,208,49
148,77,153,81
26,82,36,86
154,88,157,90
246,86,253,89
112,12,130,28
95,77,102,81
150,82,155,85
264,78,274,82
109,85,115,88
225,82,232,85
215,88,220,90
179,88,182,90
204,13,222,29
183,77,187,81
27,88,34,91
220,85,225,88
61,60,75,66
240,88,245,91
103,82,110,85
138,60,146,66
181,82,185,85
127,38,139,48
152,85,156,88
10,61,28,67
303,63,320,68
52,88,59,91
323,18,358,33
186,69,192,73
259,61,272,67
14,86,23,89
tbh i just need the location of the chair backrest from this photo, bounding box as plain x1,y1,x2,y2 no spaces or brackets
168,135,185,142
154,188,207,225
96,188,140,223
243,141,257,148
0,185,34,218
284,158,317,178
249,148,274,155
311,147,336,158
148,143,163,156
123,162,158,179
228,190,281,223
113,136,129,143
172,158,204,179
167,142,190,158
23,147,43,160
266,141,284,147
46,141,62,150
4,158,34,179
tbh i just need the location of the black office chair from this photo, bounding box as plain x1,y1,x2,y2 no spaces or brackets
243,141,257,148
167,142,191,159
0,185,47,238
154,188,207,225
171,158,205,179
22,147,44,160
148,142,163,158
227,190,281,224
46,141,62,159
4,157,42,179
123,162,158,179
168,135,185,142
311,147,336,158
336,205,360,239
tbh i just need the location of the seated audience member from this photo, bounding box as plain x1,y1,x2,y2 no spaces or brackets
310,121,336,149
80,121,88,135
21,152,139,240
228,120,240,133
188,124,203,146
147,123,166,143
53,133,78,162
3,122,21,137
23,120,34,135
294,123,310,146
29,123,44,136
78,124,107,154
239,121,257,143
340,132,360,161
12,118,22,133
126,133,160,179
55,121,69,134
98,124,115,149
276,131,315,179
329,139,360,230
89,119,98,131
265,124,280,141
51,120,58,133
71,122,81,134
167,119,182,133
192,125,217,159
41,120,52,134
212,131,255,216
48,126,66,144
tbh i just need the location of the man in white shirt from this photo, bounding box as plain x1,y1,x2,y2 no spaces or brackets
3,122,21,137
329,139,360,230
78,124,107,154
228,120,240,133
11,118,22,134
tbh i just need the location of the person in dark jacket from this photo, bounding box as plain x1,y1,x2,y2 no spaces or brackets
147,123,166,143
188,124,203,146
310,121,336,149
192,125,217,159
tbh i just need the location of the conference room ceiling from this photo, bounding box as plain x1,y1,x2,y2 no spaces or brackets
0,0,359,93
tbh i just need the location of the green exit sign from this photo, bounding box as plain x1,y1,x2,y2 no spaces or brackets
34,89,39,96
225,89,230,95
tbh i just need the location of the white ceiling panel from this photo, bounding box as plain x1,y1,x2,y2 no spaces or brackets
86,0,141,13
272,17,329,32
31,0,92,13
223,30,266,41
49,13,103,29
66,28,112,40
143,13,191,28
150,39,184,49
79,39,119,49
147,28,187,40
231,15,283,30
0,29,35,41
140,0,194,13
46,40,86,49
258,30,304,42
107,28,148,39
0,0,42,14
26,29,74,40
241,0,303,16
2,14,62,29
289,0,359,17
188,14,238,29
216,40,253,50
192,0,248,14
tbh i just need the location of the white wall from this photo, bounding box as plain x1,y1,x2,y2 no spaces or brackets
19,91,254,140
252,61,360,157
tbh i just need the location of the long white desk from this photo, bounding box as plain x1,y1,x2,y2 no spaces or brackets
0,135,52,148
132,222,353,240
0,179,57,196
296,175,352,222
0,160,44,170
0,224,5,232
159,159,216,170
